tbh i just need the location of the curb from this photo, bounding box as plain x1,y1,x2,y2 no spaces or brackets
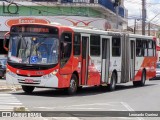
0,86,22,92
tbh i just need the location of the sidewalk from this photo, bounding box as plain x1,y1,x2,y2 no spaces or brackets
0,79,22,92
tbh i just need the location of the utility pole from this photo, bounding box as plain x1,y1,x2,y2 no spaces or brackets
148,22,150,36
134,19,136,34
112,0,120,29
116,5,119,29
142,0,146,35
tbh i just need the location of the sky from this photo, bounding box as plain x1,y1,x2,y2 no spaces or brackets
124,0,160,26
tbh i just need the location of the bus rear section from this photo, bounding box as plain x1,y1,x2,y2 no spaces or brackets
127,34,157,86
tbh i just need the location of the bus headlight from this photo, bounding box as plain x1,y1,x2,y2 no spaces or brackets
52,69,58,75
43,69,58,79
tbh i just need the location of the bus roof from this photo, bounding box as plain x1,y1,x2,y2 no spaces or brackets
11,23,155,39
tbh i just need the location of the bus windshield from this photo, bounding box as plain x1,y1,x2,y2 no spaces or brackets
8,35,59,65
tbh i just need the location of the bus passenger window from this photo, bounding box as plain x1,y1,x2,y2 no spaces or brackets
142,41,148,56
112,37,121,56
148,40,153,56
90,35,100,56
74,34,80,56
136,39,143,57
153,41,156,56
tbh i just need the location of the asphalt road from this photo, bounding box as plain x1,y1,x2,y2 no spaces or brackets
1,79,160,120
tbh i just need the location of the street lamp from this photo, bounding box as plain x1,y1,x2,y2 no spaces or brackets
134,19,140,34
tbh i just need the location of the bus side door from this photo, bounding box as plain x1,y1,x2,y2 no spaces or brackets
130,39,136,80
101,36,111,83
81,34,89,85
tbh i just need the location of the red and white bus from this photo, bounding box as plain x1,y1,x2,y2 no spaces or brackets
4,23,157,94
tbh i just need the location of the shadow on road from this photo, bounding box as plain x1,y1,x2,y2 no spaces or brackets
150,78,160,81
11,83,157,97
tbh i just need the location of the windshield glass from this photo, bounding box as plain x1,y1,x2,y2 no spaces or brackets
157,63,160,69
8,35,59,65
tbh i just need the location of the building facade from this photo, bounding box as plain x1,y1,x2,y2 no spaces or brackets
0,0,127,39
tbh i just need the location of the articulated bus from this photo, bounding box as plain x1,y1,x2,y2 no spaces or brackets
4,23,157,95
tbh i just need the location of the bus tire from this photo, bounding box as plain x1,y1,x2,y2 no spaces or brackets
133,81,139,86
139,71,146,86
133,71,146,86
67,74,78,95
77,86,82,91
22,86,35,94
108,72,116,91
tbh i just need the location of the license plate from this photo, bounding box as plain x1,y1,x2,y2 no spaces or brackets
25,79,34,83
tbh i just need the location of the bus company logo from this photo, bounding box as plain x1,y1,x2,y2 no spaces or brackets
36,71,44,75
6,18,50,27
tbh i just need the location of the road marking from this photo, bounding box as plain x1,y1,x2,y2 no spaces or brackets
52,117,81,120
109,117,138,120
0,94,49,120
0,93,27,111
34,102,146,120
0,103,22,105
67,102,120,107
121,102,145,120
34,102,124,110
121,102,134,111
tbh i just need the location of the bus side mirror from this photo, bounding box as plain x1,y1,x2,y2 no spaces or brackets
4,32,10,51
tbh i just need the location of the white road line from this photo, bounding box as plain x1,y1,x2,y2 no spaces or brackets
62,107,102,110
35,107,57,110
109,109,127,111
121,102,134,111
67,102,120,107
121,102,145,120
52,117,81,120
0,102,22,105
0,94,48,120
109,117,138,120
34,102,146,120
34,102,123,110
0,99,19,101
0,94,25,111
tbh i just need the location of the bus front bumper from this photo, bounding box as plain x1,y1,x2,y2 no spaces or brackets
6,72,58,88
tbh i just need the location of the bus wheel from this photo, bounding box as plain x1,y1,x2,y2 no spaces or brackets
77,86,82,91
67,74,78,95
22,86,35,94
133,71,146,86
108,72,116,91
140,71,146,86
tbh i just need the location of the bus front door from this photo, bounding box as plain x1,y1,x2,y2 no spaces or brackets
81,35,89,85
101,36,110,83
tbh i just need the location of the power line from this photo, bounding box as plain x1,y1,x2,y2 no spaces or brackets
5,0,61,15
